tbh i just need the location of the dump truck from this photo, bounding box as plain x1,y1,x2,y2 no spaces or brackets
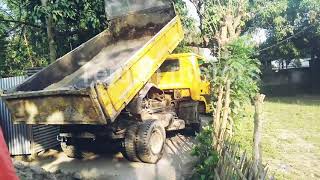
1,1,211,163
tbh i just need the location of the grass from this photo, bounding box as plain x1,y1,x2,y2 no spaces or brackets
233,95,320,179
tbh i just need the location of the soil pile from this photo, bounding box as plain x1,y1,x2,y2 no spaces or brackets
14,161,80,180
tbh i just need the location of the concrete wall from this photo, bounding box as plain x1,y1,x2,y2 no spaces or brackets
262,68,312,96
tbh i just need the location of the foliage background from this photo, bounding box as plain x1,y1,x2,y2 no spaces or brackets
0,0,107,77
0,0,319,179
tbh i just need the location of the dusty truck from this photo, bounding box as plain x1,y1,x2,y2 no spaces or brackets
1,1,211,163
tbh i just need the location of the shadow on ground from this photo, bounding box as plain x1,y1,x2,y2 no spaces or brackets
18,132,197,180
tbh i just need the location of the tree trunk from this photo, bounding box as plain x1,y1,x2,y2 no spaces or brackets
41,0,57,63
265,60,272,72
23,32,34,67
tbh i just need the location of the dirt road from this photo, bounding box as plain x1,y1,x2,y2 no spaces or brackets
19,133,197,180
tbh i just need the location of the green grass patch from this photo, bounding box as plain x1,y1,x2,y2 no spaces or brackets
233,95,320,179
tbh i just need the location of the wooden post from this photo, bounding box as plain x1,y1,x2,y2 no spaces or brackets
253,94,265,173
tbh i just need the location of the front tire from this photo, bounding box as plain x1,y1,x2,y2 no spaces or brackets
136,120,166,163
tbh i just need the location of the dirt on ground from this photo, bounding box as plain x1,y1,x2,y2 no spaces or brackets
15,132,197,180
14,160,79,180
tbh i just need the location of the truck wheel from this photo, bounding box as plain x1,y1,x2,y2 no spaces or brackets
123,123,140,162
61,142,82,158
136,120,166,163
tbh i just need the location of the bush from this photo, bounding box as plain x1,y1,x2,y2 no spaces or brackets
192,37,261,179
191,126,219,179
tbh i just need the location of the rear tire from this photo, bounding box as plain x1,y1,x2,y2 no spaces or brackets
136,120,166,163
122,123,140,162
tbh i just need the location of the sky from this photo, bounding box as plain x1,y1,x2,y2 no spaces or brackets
0,1,8,9
183,0,200,25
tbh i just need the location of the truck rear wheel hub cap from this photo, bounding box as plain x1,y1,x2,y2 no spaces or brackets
149,129,163,154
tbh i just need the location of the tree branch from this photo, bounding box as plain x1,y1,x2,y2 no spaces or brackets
0,18,45,29
0,24,20,39
184,40,216,48
0,8,15,20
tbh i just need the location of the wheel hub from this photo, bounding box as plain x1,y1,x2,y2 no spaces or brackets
149,129,163,154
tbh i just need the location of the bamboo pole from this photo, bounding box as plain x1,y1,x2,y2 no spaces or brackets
218,79,231,144
253,94,265,174
213,84,224,149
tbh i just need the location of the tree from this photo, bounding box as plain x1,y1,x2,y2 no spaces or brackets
0,0,48,76
40,0,57,63
0,0,107,77
253,0,320,70
172,0,198,53
189,0,249,54
181,2,261,178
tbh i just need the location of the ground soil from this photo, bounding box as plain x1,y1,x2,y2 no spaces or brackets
14,160,79,180
15,132,197,180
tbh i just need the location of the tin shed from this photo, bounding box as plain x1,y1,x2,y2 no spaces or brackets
0,76,59,155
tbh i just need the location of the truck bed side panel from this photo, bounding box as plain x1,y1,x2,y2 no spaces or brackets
3,90,106,125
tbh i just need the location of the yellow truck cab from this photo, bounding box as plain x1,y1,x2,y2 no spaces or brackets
151,53,211,114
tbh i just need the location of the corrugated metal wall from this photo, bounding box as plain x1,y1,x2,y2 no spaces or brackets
31,125,60,154
0,76,60,155
0,76,31,155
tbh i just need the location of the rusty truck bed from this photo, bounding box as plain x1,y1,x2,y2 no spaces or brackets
2,5,184,125
46,36,153,90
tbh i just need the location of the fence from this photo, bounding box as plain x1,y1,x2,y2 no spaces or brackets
0,76,31,155
214,142,272,180
0,76,59,155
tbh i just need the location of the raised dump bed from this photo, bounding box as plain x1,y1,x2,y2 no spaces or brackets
2,6,184,125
